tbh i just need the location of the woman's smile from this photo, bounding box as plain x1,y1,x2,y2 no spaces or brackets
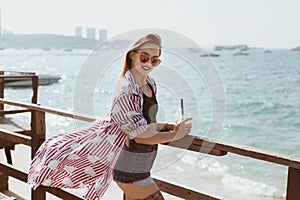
141,65,151,71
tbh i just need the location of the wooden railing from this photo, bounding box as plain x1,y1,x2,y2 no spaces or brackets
0,98,300,200
0,71,38,167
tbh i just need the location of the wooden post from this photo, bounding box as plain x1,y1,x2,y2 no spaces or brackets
0,71,4,117
0,172,8,190
31,76,38,104
0,72,9,191
32,188,46,200
286,167,300,200
30,110,46,200
4,148,12,164
30,110,45,158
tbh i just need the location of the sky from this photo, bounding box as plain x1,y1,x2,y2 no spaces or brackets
0,0,300,48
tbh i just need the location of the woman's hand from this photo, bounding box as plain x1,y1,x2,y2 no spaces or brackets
134,119,192,145
173,118,192,141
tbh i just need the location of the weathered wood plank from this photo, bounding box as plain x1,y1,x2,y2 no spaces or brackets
4,148,13,164
0,191,14,200
1,190,26,200
0,128,31,146
198,137,300,169
0,172,8,190
32,188,45,200
40,186,85,200
154,178,221,200
164,136,227,156
287,167,300,200
1,109,30,115
31,76,38,104
0,98,96,122
0,71,4,118
0,162,84,200
0,117,30,133
1,98,300,169
30,111,45,158
0,163,27,182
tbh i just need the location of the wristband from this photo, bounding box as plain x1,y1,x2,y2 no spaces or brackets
165,123,174,131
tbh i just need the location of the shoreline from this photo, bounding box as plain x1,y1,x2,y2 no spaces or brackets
1,146,181,199
1,145,284,200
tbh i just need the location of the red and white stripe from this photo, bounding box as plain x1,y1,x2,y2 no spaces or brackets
27,71,157,199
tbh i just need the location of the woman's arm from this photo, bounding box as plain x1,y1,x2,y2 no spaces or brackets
156,123,176,132
134,118,192,145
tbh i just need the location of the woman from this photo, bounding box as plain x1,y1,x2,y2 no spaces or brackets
27,33,192,200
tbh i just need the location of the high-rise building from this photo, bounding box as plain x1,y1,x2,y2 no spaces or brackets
75,27,82,38
99,29,108,42
86,27,96,40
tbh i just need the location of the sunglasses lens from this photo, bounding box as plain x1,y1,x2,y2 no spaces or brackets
137,52,161,67
151,58,161,66
140,54,149,63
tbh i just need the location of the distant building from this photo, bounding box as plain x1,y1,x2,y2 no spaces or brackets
86,27,96,40
75,27,82,38
99,29,108,42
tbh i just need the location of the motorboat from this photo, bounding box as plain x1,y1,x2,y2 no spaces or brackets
291,46,300,51
3,73,61,87
200,53,220,57
233,51,249,56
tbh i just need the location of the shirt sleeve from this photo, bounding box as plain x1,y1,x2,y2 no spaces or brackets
111,93,150,139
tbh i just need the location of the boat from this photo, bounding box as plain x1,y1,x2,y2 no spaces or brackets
63,48,73,52
291,46,300,51
42,47,51,51
200,53,220,57
188,47,202,53
4,74,61,87
233,51,249,56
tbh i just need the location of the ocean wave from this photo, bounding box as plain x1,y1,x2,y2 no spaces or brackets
231,101,299,120
46,114,72,128
223,124,262,132
178,154,284,199
221,174,284,199
234,101,296,111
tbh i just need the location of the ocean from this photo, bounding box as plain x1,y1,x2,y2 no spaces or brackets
0,47,299,199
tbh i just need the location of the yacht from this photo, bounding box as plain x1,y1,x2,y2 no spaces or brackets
4,73,61,87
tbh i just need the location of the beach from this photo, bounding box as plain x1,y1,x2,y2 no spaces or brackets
1,142,284,200
1,47,299,199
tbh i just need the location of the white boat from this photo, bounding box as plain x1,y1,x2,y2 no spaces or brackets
233,51,249,56
200,53,220,57
4,74,61,87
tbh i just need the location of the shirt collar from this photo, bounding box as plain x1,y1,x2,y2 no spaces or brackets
124,70,156,95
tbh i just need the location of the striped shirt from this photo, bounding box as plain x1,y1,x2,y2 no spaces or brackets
27,70,157,199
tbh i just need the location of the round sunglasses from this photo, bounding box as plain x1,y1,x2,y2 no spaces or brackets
135,51,161,67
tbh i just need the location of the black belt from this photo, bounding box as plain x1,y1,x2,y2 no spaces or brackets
126,139,157,153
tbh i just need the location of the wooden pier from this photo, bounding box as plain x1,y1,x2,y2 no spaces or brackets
0,72,300,199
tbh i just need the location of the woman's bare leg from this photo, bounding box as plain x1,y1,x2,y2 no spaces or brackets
133,190,164,200
116,181,164,200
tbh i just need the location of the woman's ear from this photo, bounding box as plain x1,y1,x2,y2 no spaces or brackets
129,51,135,60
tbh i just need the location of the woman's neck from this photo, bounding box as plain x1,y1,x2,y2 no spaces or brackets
130,69,147,86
